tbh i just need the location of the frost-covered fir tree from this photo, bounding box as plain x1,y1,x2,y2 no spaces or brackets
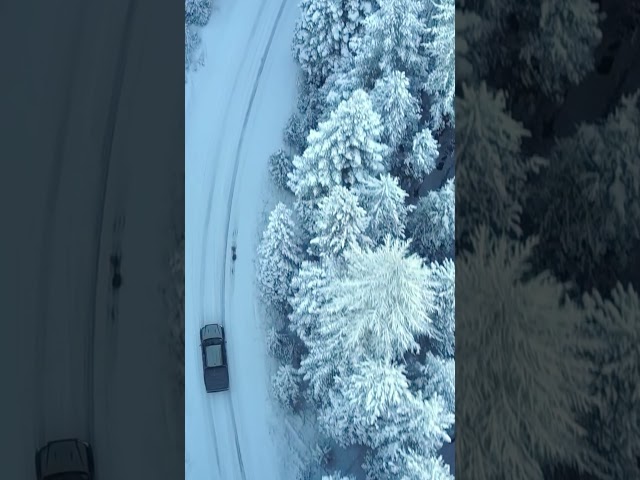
185,24,204,72
292,261,346,403
185,0,213,26
371,71,420,152
356,174,413,245
582,283,640,479
271,364,301,411
519,0,601,101
288,90,388,202
284,113,307,154
416,352,455,416
356,0,426,86
266,326,294,363
292,0,375,86
404,127,439,183
536,91,640,286
407,177,454,262
423,258,454,357
365,449,453,480
309,186,371,259
288,260,334,344
463,0,600,103
456,82,543,241
319,360,414,446
320,54,367,115
319,237,432,361
422,0,455,131
363,392,453,480
268,149,294,191
457,226,599,480
257,203,303,312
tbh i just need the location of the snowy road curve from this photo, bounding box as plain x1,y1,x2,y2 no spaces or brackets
185,0,299,478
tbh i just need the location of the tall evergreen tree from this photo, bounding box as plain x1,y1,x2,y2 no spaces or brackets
536,91,640,286
257,203,303,312
288,89,388,201
422,0,455,131
424,258,455,358
457,227,600,480
319,360,414,446
309,185,371,259
404,127,439,183
407,177,455,262
356,0,426,86
292,0,376,86
456,82,542,240
371,70,420,151
520,0,602,101
320,237,433,362
582,283,640,479
356,174,413,244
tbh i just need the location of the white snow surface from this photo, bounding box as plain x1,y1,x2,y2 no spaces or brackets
185,0,300,478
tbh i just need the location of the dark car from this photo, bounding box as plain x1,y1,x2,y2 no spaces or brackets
200,323,229,392
35,438,94,480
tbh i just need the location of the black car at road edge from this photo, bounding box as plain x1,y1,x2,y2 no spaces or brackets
200,323,230,392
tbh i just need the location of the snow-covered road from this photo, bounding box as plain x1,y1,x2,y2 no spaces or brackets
1,1,183,478
185,0,299,478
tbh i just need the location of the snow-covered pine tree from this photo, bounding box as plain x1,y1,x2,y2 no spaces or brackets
185,23,204,72
284,113,307,154
457,226,599,480
424,258,454,357
268,149,294,191
519,0,602,101
289,259,335,345
185,0,213,26
319,237,432,361
371,70,420,152
309,185,371,259
456,82,543,242
582,283,640,479
319,360,414,447
422,0,455,132
356,173,413,245
292,0,375,86
356,0,426,87
271,364,301,411
365,449,453,480
536,90,640,286
288,89,388,202
404,127,439,183
407,177,454,262
320,54,367,115
292,0,343,86
363,392,453,480
257,203,303,312
416,352,455,416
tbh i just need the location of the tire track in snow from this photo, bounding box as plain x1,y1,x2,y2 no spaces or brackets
34,2,88,446
199,0,269,310
218,0,290,478
88,0,137,444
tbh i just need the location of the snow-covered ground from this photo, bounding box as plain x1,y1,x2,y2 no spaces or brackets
185,0,301,478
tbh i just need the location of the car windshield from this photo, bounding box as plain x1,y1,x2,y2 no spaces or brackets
205,344,223,367
45,473,89,480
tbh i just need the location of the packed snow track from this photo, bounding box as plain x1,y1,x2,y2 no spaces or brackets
185,0,299,478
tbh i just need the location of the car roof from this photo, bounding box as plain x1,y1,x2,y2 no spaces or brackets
201,324,223,341
39,439,89,477
205,344,224,368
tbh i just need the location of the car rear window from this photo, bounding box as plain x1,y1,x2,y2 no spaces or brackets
205,344,223,367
